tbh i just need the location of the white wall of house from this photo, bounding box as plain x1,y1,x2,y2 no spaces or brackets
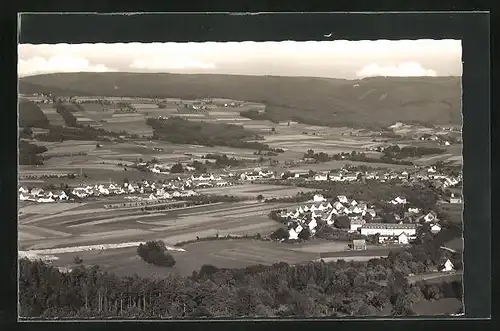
361,227,416,237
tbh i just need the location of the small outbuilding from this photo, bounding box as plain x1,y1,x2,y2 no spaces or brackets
352,239,367,251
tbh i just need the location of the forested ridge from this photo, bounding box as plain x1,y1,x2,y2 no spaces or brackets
19,237,462,319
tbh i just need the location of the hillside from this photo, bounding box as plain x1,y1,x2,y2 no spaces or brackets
19,73,462,128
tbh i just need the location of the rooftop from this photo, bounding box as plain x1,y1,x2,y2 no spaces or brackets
362,223,417,230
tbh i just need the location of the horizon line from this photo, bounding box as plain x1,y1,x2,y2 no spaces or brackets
19,71,462,80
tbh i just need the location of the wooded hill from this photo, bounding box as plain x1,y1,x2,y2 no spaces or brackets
19,73,462,128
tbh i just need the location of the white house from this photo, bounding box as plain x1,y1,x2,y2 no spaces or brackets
333,201,344,211
449,193,462,204
350,217,365,232
19,192,30,201
431,224,442,234
441,259,455,272
338,195,349,204
398,232,409,244
314,174,328,181
289,228,299,240
295,224,303,234
423,212,437,223
350,200,358,206
313,194,326,202
392,196,407,204
308,218,317,231
408,207,420,214
326,210,337,225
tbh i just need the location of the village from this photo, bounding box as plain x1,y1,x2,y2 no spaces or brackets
18,162,462,203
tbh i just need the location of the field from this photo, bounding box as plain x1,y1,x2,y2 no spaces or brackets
197,184,317,199
38,105,65,126
45,238,383,278
18,195,313,251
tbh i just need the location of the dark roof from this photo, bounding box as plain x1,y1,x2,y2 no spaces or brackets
362,223,417,230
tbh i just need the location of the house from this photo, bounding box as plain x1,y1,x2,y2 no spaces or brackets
317,203,328,211
289,228,299,240
398,232,410,244
333,201,344,211
326,209,337,225
295,224,304,234
449,193,462,204
440,259,455,272
337,195,349,204
366,209,377,218
350,217,365,232
350,200,358,206
423,211,438,223
431,224,442,234
408,207,420,214
313,194,326,202
330,172,343,181
314,174,328,181
352,239,367,251
391,196,407,204
308,218,317,231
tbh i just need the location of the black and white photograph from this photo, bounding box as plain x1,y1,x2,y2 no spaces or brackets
17,15,470,320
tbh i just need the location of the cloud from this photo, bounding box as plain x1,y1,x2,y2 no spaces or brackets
356,62,437,78
129,57,216,71
18,55,116,77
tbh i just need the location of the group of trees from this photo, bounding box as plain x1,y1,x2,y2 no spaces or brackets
147,117,270,150
137,241,176,267
19,249,462,318
19,141,48,165
19,99,50,128
203,153,245,167
332,151,414,166
264,191,320,204
304,149,330,163
382,145,446,159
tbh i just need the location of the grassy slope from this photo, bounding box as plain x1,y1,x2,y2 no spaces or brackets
19,73,462,127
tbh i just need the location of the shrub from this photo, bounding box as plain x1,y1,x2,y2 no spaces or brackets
270,227,289,241
137,240,176,267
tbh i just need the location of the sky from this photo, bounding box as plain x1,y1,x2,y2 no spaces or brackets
18,40,462,79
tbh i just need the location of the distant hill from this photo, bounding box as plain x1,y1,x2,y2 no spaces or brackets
19,73,462,128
